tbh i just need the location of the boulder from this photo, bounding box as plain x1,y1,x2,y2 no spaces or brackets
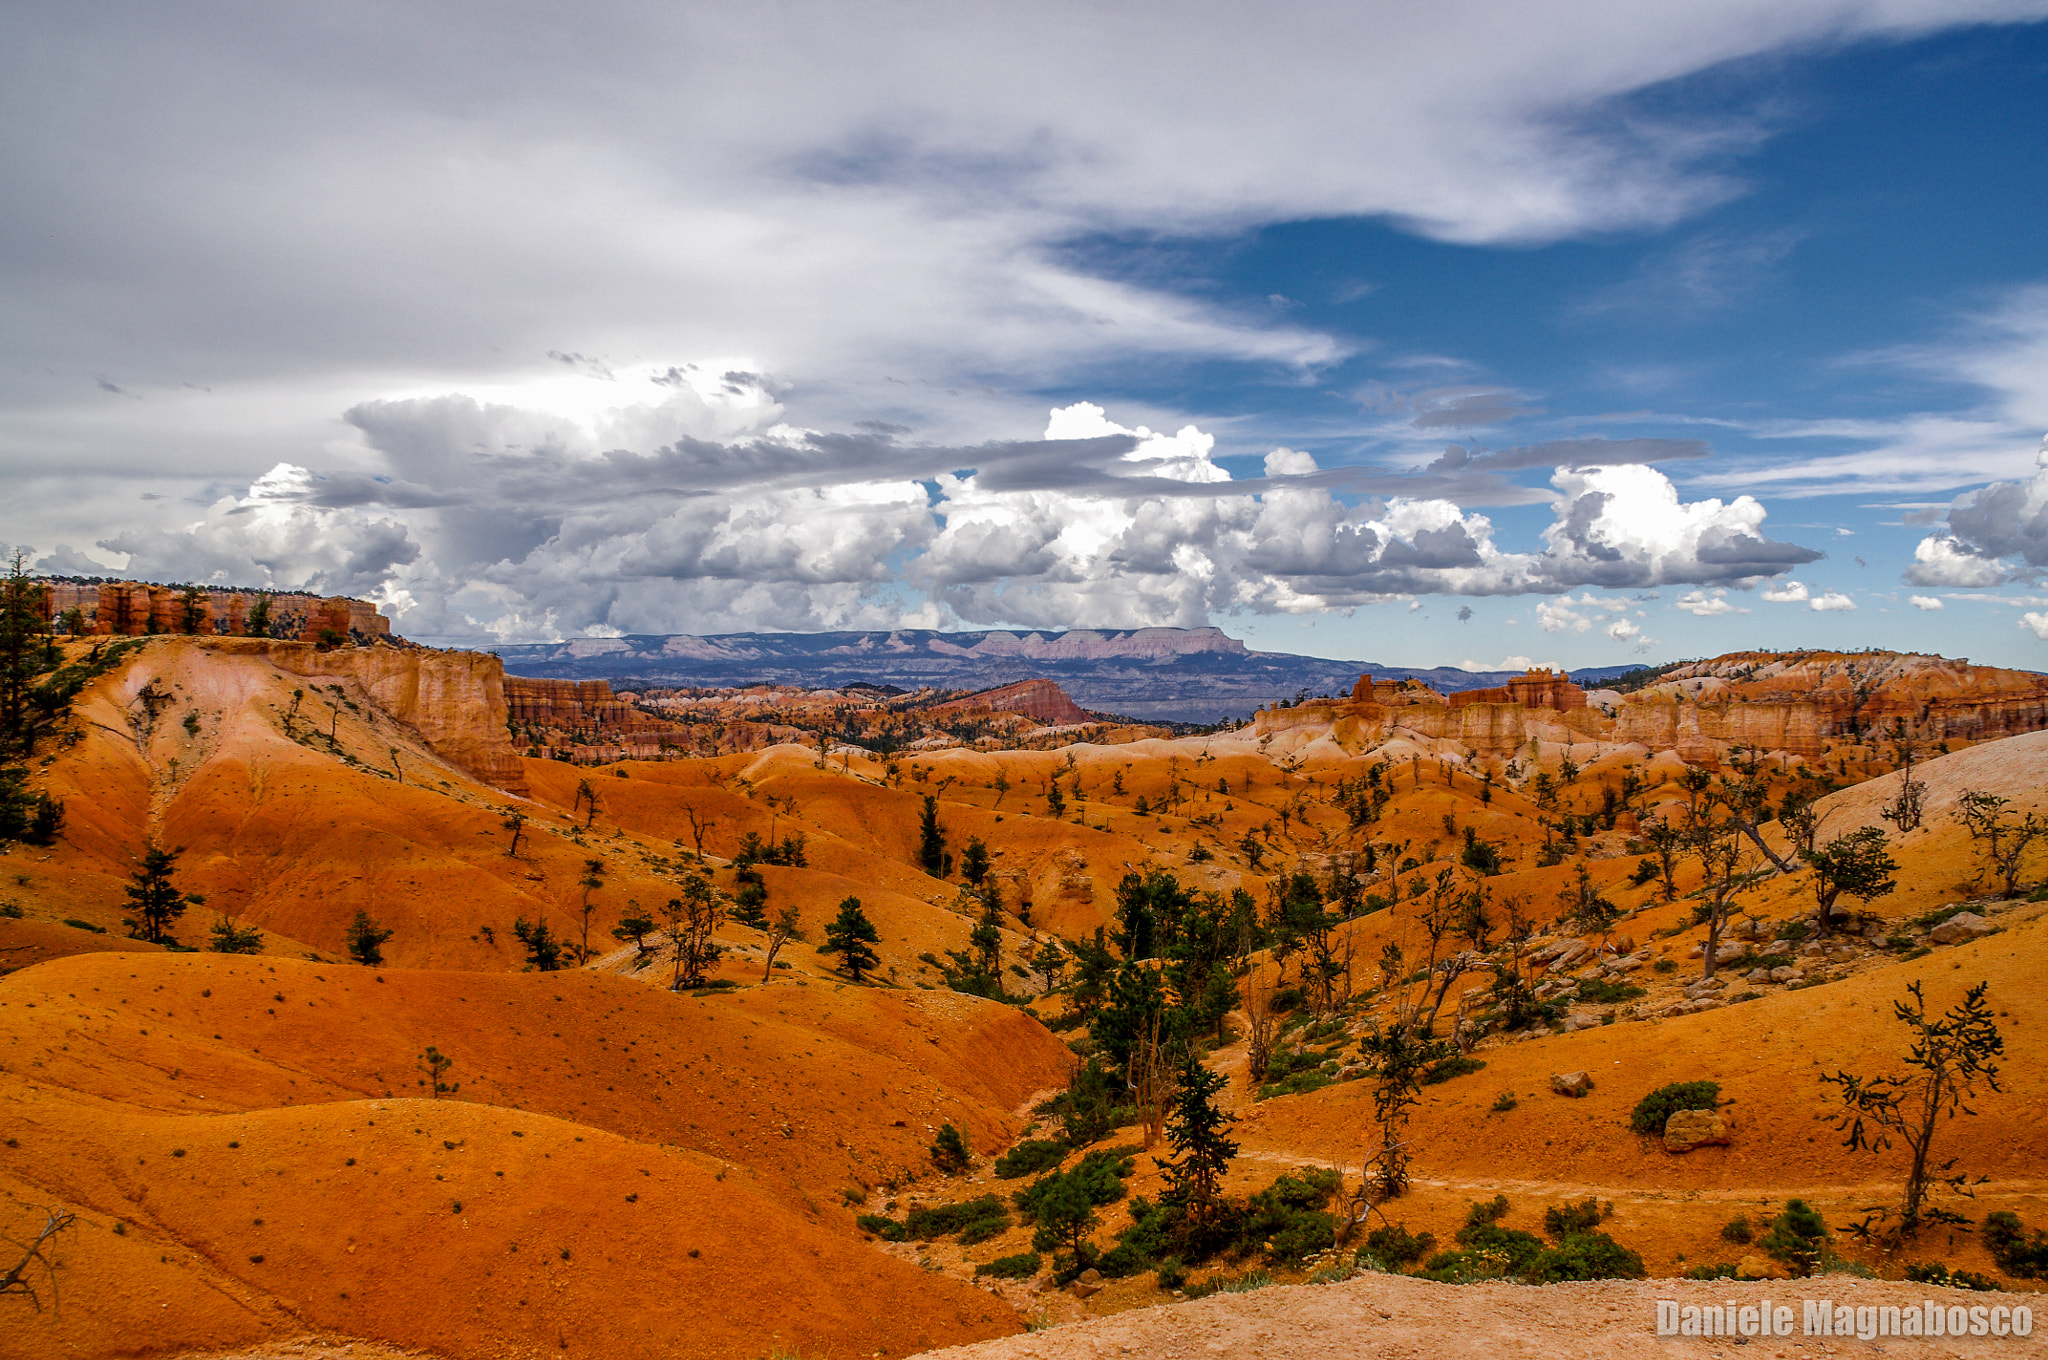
1663,1108,1731,1153
1928,912,1994,946
1551,1070,1594,1098
1736,1255,1779,1281
1769,966,1799,984
1562,1013,1602,1032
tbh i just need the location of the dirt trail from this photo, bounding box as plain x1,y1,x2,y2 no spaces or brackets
913,1273,2040,1360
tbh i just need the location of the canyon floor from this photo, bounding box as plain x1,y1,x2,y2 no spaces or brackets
1,638,2045,1359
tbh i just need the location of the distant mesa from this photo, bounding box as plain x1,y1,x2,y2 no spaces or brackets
492,626,1639,724
504,673,1130,764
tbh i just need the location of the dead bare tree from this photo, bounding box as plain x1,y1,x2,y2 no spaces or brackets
1,1205,77,1313
1126,1010,1174,1150
1879,731,1928,835
681,805,713,860
1240,966,1280,1083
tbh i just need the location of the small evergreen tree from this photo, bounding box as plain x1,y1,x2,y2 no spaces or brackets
1031,1170,1100,1276
968,886,1004,986
612,911,656,958
931,1122,971,1172
208,916,263,954
417,1045,458,1099
917,795,945,876
345,909,394,966
244,594,272,637
0,551,50,761
1157,1054,1237,1229
512,914,565,971
668,871,723,989
124,845,203,945
1759,1199,1830,1277
575,858,605,962
730,864,770,928
1804,828,1898,933
823,896,880,982
960,835,991,885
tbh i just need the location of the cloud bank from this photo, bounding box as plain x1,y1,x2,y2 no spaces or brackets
85,391,1819,642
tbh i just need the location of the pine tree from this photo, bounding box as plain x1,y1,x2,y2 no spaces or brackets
512,915,565,971
960,836,991,885
824,896,880,982
345,909,394,966
917,795,945,876
124,845,203,945
968,886,1003,987
208,916,264,954
930,1122,971,1172
0,551,50,759
1157,1054,1237,1225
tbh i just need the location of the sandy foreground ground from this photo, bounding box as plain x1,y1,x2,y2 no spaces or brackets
913,1274,2040,1360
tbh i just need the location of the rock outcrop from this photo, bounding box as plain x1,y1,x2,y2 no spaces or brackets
930,678,1093,726
1663,1108,1732,1153
1258,651,2048,767
39,578,392,642
267,641,525,789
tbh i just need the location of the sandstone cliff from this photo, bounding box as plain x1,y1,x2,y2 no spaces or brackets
929,678,1093,726
40,577,392,641
270,640,525,789
1259,651,2048,766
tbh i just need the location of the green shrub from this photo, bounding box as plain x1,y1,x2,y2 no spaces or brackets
975,1251,1042,1279
1527,1232,1645,1283
1242,1168,1340,1267
1652,958,1677,974
1013,1149,1134,1222
1489,1090,1518,1113
1364,1223,1436,1266
1759,1199,1830,1277
1421,1055,1486,1085
1542,1199,1605,1237
1720,1214,1753,1245
904,1195,1010,1244
1094,1242,1152,1278
1983,1211,2048,1279
1904,1261,2000,1290
1629,1080,1720,1136
1576,977,1646,1005
63,917,105,933
994,1138,1067,1179
1686,1261,1741,1280
856,1213,906,1241
1154,1258,1188,1290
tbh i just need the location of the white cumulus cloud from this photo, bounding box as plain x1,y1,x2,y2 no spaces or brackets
1809,591,1857,611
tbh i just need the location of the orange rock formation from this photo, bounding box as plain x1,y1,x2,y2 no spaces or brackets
40,578,392,641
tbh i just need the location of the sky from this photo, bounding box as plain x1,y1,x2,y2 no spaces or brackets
5,2,2048,670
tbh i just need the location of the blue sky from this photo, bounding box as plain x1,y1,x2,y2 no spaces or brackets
4,4,2047,668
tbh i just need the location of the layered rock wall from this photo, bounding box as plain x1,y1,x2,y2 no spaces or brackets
41,579,390,642
1261,653,2048,765
267,642,525,790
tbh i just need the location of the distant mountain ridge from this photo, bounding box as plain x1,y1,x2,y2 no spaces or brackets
491,627,1642,724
